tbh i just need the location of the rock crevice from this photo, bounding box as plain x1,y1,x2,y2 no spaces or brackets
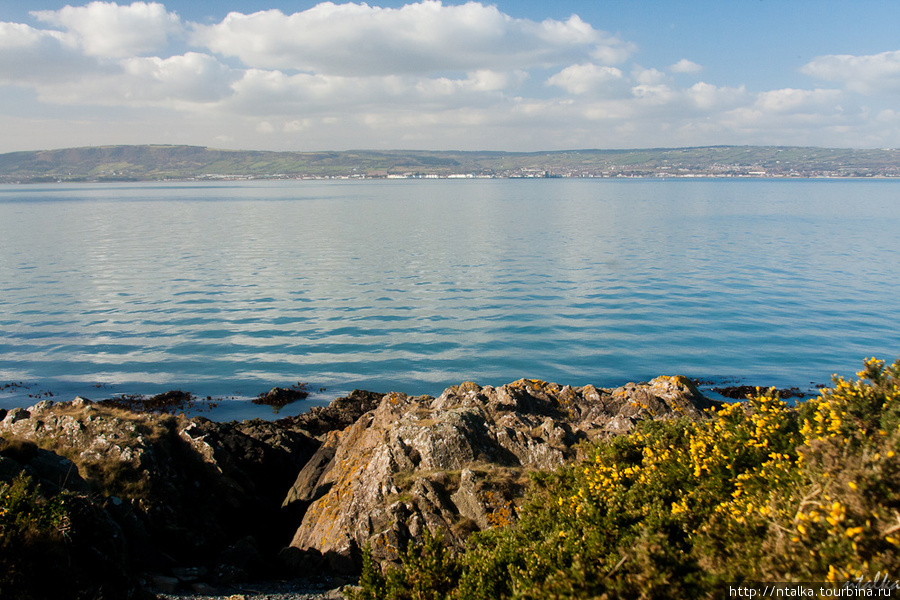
0,376,715,591
281,376,714,572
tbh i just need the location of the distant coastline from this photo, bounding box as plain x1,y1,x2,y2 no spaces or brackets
2,144,900,183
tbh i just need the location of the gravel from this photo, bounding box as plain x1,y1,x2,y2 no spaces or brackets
151,577,353,600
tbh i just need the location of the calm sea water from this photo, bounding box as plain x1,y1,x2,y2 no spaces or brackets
1,179,898,420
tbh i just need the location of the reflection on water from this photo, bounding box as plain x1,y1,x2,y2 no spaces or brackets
1,179,899,420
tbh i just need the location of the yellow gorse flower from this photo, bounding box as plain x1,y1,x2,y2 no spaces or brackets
550,357,900,588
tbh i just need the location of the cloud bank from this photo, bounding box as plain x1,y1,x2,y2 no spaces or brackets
0,0,898,152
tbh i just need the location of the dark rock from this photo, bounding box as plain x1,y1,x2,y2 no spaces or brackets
150,574,179,593
0,455,22,481
23,447,89,493
171,566,207,582
0,398,318,591
279,389,385,437
215,535,265,583
278,545,326,575
0,438,89,494
253,385,310,407
191,582,218,594
711,384,809,400
99,389,213,414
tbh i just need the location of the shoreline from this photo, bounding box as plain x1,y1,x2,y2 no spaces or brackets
1,375,720,597
0,376,825,422
0,365,884,598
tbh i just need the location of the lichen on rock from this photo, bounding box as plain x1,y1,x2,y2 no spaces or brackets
281,376,715,573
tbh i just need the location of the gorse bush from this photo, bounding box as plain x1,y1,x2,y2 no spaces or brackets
353,357,900,599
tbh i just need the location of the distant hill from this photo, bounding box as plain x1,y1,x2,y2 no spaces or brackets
1,144,899,182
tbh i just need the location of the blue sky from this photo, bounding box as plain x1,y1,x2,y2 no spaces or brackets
1,0,899,152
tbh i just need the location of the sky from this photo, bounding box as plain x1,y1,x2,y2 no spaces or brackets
1,0,899,153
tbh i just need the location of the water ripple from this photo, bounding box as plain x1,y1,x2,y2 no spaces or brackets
1,179,899,419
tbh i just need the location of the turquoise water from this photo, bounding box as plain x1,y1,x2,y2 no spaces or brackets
1,179,898,420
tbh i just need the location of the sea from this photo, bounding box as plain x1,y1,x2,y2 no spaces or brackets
1,178,898,421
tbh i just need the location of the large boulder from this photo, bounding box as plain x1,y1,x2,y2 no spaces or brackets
281,376,715,572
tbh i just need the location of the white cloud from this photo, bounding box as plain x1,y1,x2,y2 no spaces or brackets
0,22,91,83
631,83,673,104
670,58,702,74
32,1,183,58
190,1,633,75
118,53,235,103
225,70,405,115
876,109,900,123
801,50,900,94
0,1,897,152
29,52,235,108
685,82,745,111
415,70,525,97
545,63,625,95
581,99,635,122
632,66,667,86
590,42,637,66
754,87,842,113
467,69,528,92
284,119,312,132
0,21,64,51
222,67,526,118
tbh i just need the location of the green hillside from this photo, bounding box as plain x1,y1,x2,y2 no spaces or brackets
1,144,899,182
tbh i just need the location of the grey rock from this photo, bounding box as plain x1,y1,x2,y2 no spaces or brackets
450,469,491,530
2,407,30,425
284,376,715,570
283,431,339,511
27,399,54,413
72,396,93,407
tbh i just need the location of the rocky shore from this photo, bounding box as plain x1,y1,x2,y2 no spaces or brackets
0,376,718,598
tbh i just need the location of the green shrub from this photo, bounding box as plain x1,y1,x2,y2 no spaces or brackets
0,471,140,599
351,356,900,599
350,529,460,600
0,473,74,599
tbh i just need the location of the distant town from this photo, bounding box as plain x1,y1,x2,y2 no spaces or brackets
252,162,899,180
2,144,900,183
170,157,900,181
